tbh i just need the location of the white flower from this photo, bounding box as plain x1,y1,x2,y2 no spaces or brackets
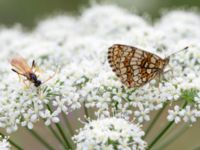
167,105,181,123
73,117,147,150
52,96,68,113
194,92,200,109
180,106,197,123
134,104,150,123
0,136,11,150
40,110,60,126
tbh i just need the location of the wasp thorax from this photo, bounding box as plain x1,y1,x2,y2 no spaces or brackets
29,73,42,87
29,73,37,80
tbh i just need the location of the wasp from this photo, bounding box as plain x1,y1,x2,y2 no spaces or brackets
11,56,55,87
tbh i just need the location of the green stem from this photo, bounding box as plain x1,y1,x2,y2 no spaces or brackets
0,132,23,150
148,101,188,149
46,104,73,149
48,126,69,150
148,121,174,149
154,124,189,150
55,123,72,149
192,146,200,150
83,102,89,119
62,113,74,136
27,128,55,150
144,103,167,139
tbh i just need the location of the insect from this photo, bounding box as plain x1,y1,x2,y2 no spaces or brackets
108,44,188,88
11,56,55,87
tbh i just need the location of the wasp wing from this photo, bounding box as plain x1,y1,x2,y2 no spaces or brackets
11,56,32,75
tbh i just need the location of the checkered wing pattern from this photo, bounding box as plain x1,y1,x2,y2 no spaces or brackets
108,44,168,88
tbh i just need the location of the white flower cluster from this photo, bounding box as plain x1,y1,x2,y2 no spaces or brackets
167,91,200,124
0,136,10,150
0,5,200,133
73,117,147,150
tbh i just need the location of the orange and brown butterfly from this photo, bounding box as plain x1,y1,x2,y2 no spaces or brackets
107,44,188,88
11,56,56,87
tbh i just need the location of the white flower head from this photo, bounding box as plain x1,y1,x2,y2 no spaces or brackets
73,117,147,150
0,136,11,150
0,5,200,134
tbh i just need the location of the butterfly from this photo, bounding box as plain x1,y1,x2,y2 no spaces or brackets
107,44,188,88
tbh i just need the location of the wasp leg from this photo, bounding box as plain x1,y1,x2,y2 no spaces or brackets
14,71,22,82
11,69,31,88
31,60,41,71
42,70,57,84
11,69,24,81
31,62,43,75
31,60,36,69
18,74,22,82
22,79,31,89
31,60,39,73
11,69,23,75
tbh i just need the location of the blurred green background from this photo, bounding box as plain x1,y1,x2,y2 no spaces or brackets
0,0,200,27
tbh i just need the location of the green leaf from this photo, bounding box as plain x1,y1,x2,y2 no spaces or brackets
107,138,119,150
180,88,199,104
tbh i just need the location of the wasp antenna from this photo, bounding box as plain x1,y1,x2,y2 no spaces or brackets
42,70,58,84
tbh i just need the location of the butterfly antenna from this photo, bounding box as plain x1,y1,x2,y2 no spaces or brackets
169,46,189,57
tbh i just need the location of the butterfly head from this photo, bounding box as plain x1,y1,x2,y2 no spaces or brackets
158,57,170,70
164,57,170,66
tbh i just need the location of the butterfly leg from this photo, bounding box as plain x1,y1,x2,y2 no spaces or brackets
156,73,161,94
164,64,174,79
169,64,174,79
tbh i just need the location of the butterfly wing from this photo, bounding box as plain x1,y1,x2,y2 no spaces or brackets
108,44,164,88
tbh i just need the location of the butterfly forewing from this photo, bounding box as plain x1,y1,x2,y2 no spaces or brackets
108,44,168,88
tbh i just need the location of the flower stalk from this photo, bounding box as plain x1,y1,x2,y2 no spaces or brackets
27,128,55,150
144,103,167,139
0,132,22,150
48,126,69,149
46,104,73,149
62,113,74,136
148,101,188,149
154,124,189,150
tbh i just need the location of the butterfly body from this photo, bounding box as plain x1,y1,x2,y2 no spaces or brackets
108,44,170,88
